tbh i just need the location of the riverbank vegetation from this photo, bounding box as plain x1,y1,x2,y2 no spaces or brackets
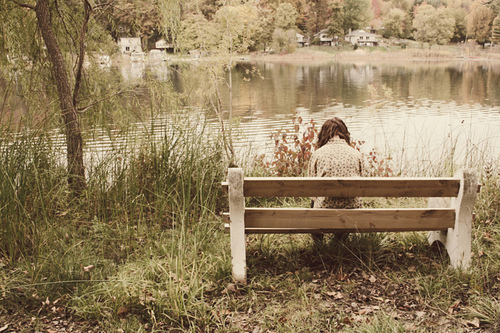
1,97,500,331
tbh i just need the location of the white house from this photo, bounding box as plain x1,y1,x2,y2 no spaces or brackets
118,37,142,54
345,30,378,46
155,39,174,51
296,33,308,47
314,29,334,46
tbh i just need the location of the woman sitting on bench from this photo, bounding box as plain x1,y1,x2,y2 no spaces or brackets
308,117,364,241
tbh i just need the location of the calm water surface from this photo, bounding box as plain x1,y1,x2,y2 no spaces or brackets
109,59,500,171
211,60,500,170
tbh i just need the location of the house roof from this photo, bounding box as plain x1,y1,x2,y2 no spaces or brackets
345,29,376,37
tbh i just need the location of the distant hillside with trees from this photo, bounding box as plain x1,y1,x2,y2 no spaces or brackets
108,0,500,52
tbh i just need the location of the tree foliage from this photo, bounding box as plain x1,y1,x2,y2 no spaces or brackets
275,2,298,30
467,3,495,46
272,28,298,54
413,4,455,47
383,7,411,38
305,0,332,34
328,0,344,38
342,0,373,32
178,13,217,52
492,15,500,44
111,0,161,40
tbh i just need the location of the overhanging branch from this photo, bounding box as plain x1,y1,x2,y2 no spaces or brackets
73,0,92,107
10,0,34,9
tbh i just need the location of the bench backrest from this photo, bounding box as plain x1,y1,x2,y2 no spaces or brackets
227,177,461,197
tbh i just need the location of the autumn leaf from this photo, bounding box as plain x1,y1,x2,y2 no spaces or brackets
466,317,480,328
83,265,94,272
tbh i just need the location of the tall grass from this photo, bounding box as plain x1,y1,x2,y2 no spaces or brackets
0,127,69,263
0,104,233,330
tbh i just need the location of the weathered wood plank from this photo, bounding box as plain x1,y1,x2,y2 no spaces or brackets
223,223,451,234
242,208,455,231
242,177,460,198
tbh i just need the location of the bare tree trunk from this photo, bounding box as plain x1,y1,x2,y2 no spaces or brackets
35,0,86,195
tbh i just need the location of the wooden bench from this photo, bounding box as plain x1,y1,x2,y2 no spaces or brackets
222,168,478,284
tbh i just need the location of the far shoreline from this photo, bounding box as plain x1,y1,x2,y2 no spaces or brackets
246,46,500,64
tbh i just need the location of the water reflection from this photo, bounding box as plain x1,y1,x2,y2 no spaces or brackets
111,59,500,168
209,60,500,168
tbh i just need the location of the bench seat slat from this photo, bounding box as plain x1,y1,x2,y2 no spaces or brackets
228,208,455,232
241,177,460,198
223,225,450,234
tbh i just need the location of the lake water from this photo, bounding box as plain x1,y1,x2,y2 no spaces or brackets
205,60,500,172
106,59,500,173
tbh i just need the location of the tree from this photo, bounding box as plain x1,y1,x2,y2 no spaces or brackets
342,0,373,32
413,4,455,47
467,3,495,46
391,0,415,11
448,7,468,42
289,0,308,32
383,7,411,38
327,0,344,38
3,0,94,195
272,2,299,53
275,2,298,30
178,13,218,52
492,15,500,44
214,3,261,53
256,7,275,51
445,0,470,42
111,0,162,47
305,0,332,34
272,28,298,53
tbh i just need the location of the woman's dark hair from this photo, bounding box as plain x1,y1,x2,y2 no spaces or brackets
316,117,351,148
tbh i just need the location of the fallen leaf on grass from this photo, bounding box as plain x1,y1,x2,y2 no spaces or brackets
483,232,494,242
466,317,480,328
447,300,461,314
326,291,343,299
416,311,426,318
83,265,94,272
117,306,128,316
359,306,374,315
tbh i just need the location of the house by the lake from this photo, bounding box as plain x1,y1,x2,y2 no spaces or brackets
345,30,378,46
296,33,309,47
118,37,142,54
155,39,174,53
314,29,334,46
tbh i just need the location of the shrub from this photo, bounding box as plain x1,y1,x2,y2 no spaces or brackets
254,116,316,177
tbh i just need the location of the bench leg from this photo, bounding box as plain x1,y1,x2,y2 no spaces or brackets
228,168,247,284
428,170,477,269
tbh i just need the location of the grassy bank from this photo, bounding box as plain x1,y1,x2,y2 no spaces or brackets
249,43,500,64
1,111,500,331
